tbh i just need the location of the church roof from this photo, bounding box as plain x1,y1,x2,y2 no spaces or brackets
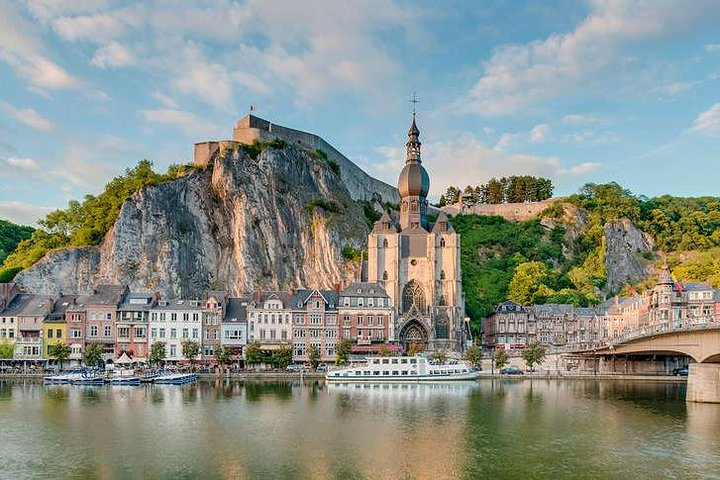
372,211,398,233
431,211,454,233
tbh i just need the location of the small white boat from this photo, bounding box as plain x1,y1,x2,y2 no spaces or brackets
110,368,140,385
153,373,197,385
326,356,481,382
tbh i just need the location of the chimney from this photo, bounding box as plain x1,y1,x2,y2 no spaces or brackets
335,282,341,297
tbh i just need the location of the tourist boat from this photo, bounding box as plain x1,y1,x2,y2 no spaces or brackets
326,356,481,382
109,368,140,385
69,370,105,385
153,373,198,385
43,372,84,384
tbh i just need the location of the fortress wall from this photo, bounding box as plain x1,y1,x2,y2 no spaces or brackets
442,198,562,221
193,141,242,167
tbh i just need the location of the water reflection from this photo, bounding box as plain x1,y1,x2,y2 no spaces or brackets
0,379,717,479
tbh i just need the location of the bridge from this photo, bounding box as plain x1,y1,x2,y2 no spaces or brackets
571,323,720,403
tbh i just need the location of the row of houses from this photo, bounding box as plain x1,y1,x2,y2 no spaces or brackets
483,272,720,351
0,282,394,365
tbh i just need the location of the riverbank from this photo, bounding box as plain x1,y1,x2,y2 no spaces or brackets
0,372,687,381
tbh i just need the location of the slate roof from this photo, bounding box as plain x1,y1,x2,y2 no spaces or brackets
224,297,249,323
683,282,713,292
85,284,128,306
47,294,79,322
1,293,53,318
153,298,203,311
247,290,293,308
339,282,389,298
493,300,527,314
118,292,157,312
290,289,338,310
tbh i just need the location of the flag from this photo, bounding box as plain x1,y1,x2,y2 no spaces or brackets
249,105,255,112
671,272,683,294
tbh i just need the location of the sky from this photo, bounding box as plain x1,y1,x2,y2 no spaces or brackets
1,0,719,226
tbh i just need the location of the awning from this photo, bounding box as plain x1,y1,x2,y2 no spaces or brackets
115,352,135,364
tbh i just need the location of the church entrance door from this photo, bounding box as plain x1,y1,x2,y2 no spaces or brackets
399,320,429,354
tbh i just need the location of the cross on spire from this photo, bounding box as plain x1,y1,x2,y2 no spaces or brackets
410,91,419,115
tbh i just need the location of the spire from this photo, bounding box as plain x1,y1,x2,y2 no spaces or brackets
406,112,421,163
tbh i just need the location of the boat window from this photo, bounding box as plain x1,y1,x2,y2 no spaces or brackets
401,371,408,375
355,371,361,375
391,359,398,364
401,359,408,364
383,371,389,375
374,371,380,375
409,359,417,364
392,371,399,375
382,359,389,364
373,359,380,364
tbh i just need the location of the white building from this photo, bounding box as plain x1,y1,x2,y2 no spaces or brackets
149,298,203,362
247,291,293,348
221,297,249,355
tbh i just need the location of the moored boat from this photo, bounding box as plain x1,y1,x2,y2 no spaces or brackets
326,356,480,382
153,373,197,385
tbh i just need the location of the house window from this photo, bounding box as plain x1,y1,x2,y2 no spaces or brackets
170,344,176,357
192,328,198,339
118,327,130,338
90,325,98,337
182,328,189,339
104,326,111,337
71,329,82,339
382,271,388,281
47,329,53,339
135,327,146,338
170,328,177,339
159,328,166,338
151,328,157,339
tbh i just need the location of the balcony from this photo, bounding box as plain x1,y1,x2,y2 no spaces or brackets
15,337,42,345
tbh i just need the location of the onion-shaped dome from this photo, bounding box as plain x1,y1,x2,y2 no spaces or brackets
398,162,430,197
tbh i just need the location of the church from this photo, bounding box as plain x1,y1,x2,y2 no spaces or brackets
367,114,468,353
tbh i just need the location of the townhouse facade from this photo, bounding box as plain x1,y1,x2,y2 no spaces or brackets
337,282,394,354
149,298,203,362
220,297,249,357
291,289,339,363
247,291,292,348
84,285,128,361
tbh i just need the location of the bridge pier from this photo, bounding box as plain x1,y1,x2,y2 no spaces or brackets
686,364,720,403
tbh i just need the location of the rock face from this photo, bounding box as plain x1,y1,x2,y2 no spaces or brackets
604,218,655,292
17,144,372,296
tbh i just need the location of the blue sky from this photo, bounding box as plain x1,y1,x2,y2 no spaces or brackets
1,0,719,225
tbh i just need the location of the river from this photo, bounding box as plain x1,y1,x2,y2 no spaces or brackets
0,379,718,479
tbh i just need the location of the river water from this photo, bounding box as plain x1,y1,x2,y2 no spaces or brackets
0,379,718,479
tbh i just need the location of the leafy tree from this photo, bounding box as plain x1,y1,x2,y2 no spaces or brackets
521,341,546,372
148,341,167,367
407,342,424,356
214,345,233,373
508,261,550,304
378,344,392,357
430,350,448,364
444,186,461,205
181,340,201,371
245,341,263,365
272,346,293,369
334,339,352,366
48,342,71,370
83,343,104,368
462,345,482,368
0,340,14,359
494,349,509,370
307,345,321,370
0,219,34,264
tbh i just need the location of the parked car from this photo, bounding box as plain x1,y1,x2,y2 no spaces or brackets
500,367,524,375
672,367,689,376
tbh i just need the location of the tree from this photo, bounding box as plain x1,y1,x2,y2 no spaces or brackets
462,345,482,369
378,344,392,357
430,350,448,364
335,339,352,366
148,341,167,368
214,345,233,373
522,341,546,372
48,341,71,370
273,346,293,369
407,342,424,356
245,341,263,365
307,345,321,370
83,343,104,368
0,340,14,359
508,261,550,305
181,340,201,371
494,348,508,370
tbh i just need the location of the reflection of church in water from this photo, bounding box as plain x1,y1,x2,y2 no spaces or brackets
367,114,467,353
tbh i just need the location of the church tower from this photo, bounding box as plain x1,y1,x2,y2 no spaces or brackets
367,113,467,353
398,114,430,231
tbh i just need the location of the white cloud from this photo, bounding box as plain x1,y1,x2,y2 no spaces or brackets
151,91,179,109
0,201,54,226
706,44,720,53
92,41,136,68
170,43,233,108
0,101,55,132
692,103,720,135
530,123,550,143
4,157,41,171
461,1,720,115
139,108,219,137
562,114,599,125
0,3,80,90
493,133,518,152
366,134,601,198
654,81,695,96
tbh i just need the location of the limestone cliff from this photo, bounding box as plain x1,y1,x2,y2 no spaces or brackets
16,144,370,296
603,218,655,292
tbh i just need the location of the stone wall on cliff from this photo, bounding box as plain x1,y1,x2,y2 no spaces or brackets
16,144,368,297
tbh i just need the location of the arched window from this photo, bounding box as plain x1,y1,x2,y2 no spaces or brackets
402,280,426,313
382,238,388,248
440,270,446,280
435,316,449,339
382,271,388,281
440,238,446,247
